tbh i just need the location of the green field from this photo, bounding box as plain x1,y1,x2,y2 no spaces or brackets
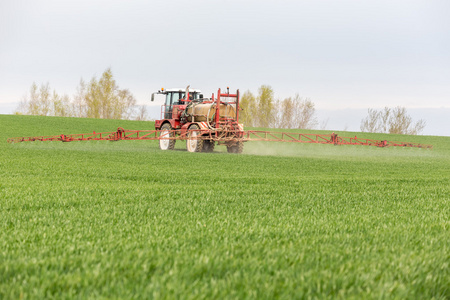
1,115,449,299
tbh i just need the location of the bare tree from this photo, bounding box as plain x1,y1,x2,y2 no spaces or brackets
360,108,381,133
249,89,318,130
16,69,137,120
72,79,87,118
135,105,148,121
116,89,136,120
39,83,51,116
360,106,426,135
408,119,426,135
380,107,390,133
15,83,53,116
278,97,295,129
320,118,329,130
293,94,317,129
28,83,40,115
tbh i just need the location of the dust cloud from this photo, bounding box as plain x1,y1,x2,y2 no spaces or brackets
243,141,437,160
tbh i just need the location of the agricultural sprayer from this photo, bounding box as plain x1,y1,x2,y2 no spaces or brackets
7,86,433,151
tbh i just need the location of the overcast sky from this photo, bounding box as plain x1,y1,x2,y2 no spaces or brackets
1,0,449,135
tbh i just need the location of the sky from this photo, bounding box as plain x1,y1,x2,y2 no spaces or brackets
1,0,449,135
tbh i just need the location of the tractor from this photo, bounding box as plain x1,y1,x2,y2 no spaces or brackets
151,86,245,153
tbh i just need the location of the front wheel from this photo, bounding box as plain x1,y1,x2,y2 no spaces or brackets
159,123,176,150
186,124,204,152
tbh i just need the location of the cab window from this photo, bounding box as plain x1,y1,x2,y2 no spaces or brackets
172,92,182,105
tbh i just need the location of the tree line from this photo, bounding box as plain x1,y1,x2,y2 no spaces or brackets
239,85,425,134
240,85,318,129
360,107,426,135
16,71,426,135
15,68,148,121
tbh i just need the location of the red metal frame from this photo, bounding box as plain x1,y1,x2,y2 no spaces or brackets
7,127,433,149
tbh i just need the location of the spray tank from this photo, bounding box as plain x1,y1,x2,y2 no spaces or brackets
183,102,236,124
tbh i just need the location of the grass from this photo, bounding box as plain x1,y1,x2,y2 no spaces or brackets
1,114,449,299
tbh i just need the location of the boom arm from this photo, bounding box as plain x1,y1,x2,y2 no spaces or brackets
7,128,433,149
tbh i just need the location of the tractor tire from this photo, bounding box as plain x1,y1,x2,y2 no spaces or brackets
202,140,215,153
226,141,244,154
159,123,176,150
186,124,204,153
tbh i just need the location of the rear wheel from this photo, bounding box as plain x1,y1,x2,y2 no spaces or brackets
159,123,175,150
186,124,204,152
202,140,215,153
227,141,244,154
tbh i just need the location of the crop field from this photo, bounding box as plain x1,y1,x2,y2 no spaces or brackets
1,114,449,299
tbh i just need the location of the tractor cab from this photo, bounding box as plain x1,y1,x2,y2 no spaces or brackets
152,87,203,127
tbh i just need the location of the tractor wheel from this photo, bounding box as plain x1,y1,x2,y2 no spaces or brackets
226,141,244,154
202,140,215,153
159,123,175,150
186,124,204,153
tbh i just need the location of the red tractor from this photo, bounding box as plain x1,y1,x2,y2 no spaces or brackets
151,86,245,153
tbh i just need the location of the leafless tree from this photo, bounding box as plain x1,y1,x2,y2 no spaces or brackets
360,108,380,133
360,106,426,135
293,95,317,129
320,118,329,130
135,105,148,121
16,68,137,120
72,79,87,118
278,97,295,129
260,92,318,130
15,83,53,116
